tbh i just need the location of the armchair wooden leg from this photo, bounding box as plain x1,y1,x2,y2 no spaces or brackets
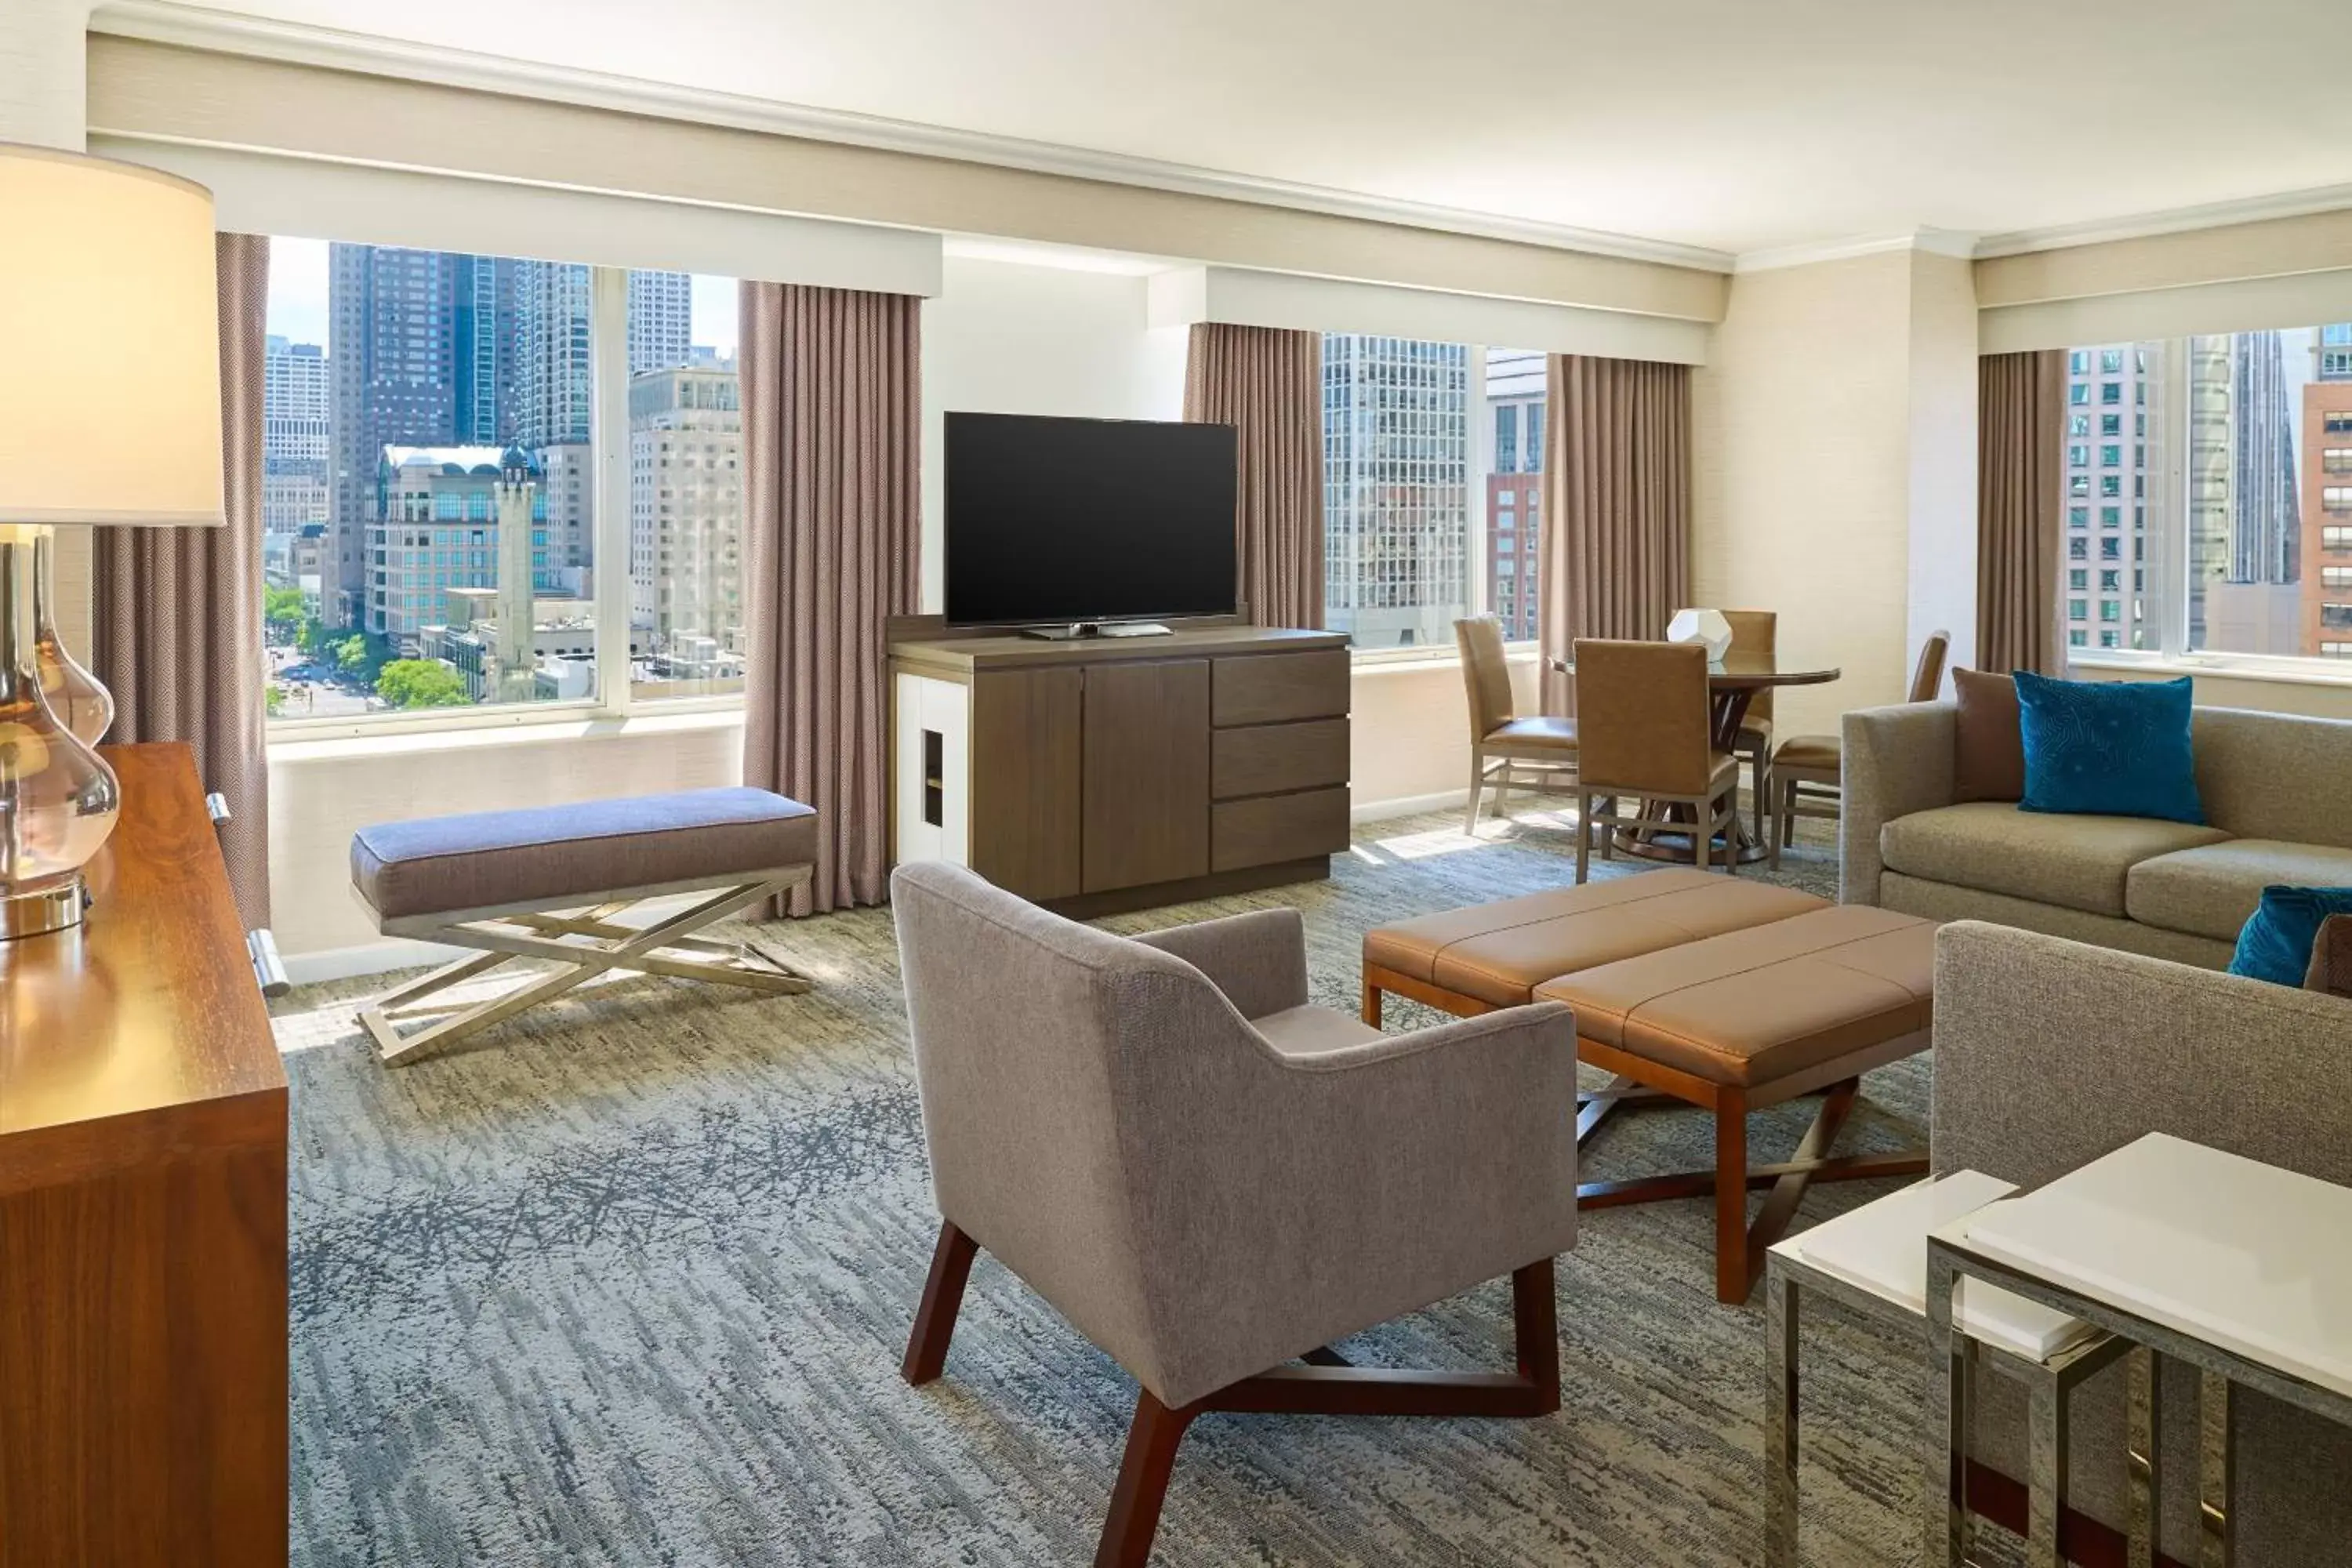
902,1220,979,1385
1512,1258,1562,1412
1095,1391,1197,1568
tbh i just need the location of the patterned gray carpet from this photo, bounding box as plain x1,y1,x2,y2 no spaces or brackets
272,804,1945,1566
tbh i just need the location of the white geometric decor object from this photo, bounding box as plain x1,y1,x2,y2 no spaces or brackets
1666,608,1734,661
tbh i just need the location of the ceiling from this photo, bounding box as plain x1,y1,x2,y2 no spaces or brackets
147,0,2349,263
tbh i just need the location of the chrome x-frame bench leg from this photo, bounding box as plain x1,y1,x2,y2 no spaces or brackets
361,866,815,1067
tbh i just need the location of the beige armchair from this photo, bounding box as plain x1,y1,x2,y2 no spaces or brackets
1455,613,1579,833
891,862,1580,1567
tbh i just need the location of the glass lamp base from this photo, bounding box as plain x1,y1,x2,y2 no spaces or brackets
0,877,85,940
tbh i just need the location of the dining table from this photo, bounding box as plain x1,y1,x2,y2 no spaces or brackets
1546,645,1842,866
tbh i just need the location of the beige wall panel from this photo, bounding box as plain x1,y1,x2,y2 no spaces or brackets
1978,207,2352,308
88,37,1728,322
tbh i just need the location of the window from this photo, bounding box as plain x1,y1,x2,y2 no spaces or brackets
1325,340,1541,648
2324,641,2352,659
2069,628,2089,647
2328,411,2352,435
2100,599,2122,622
2100,413,2122,437
2068,598,2088,622
2326,567,2352,590
2100,630,2120,648
2069,383,2089,407
2068,506,2089,529
2327,488,2352,514
627,271,743,700
2100,382,2122,405
2068,415,2089,437
2101,570,2120,590
2326,526,2352,551
2069,569,2088,590
2327,604,2352,630
2068,444,2088,469
262,239,738,730
2100,506,2121,528
2100,349,2125,374
2069,537,2089,561
2326,448,2352,474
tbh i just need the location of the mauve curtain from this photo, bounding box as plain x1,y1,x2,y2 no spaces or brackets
93,231,270,927
1977,349,2067,677
739,281,921,916
1538,354,1692,713
1182,323,1323,629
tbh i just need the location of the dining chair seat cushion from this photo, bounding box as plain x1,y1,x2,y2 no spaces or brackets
1486,716,1579,752
350,787,819,921
1737,719,1773,747
1772,733,1842,772
1363,869,1826,1010
1534,906,1937,1087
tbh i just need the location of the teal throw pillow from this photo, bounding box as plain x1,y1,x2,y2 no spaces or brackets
2229,886,2352,987
2013,671,2204,825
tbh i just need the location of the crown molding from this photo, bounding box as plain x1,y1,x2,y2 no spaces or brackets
89,0,1738,274
1976,182,2352,259
1731,228,1979,274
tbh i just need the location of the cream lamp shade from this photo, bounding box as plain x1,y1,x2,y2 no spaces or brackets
0,143,223,528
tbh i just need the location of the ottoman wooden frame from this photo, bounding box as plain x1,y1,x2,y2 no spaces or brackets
1363,880,1933,1304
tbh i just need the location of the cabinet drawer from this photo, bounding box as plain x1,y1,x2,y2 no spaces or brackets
1211,719,1350,800
1212,787,1350,873
1212,650,1349,727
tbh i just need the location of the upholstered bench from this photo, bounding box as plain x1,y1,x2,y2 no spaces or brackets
351,787,818,1066
1363,870,1936,1302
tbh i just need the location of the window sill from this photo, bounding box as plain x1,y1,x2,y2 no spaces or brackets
268,703,744,764
2067,650,2352,691
1349,641,1541,675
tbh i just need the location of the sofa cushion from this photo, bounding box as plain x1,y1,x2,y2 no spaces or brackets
2126,840,2352,942
2015,671,2205,825
1880,802,2230,918
1951,667,2025,803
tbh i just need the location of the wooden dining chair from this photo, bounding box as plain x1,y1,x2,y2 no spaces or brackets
1455,615,1580,833
1768,630,1947,868
1719,610,1777,848
1572,639,1740,884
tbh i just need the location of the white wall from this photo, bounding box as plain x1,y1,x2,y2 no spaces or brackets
918,255,1189,611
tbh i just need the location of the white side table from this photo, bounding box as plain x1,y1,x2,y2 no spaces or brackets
1766,1172,2121,1568
1926,1133,2352,1568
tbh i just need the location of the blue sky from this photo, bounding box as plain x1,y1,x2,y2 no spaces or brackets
264,237,739,356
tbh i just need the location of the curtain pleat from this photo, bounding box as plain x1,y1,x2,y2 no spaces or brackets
739,281,921,916
93,231,271,928
1537,354,1692,713
1181,323,1323,629
1976,349,2068,676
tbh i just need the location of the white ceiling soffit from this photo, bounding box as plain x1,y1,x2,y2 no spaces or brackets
1981,270,2352,356
1149,267,1710,366
93,136,946,296
86,0,1737,274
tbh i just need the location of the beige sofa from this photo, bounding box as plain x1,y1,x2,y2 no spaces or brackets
1842,701,2352,967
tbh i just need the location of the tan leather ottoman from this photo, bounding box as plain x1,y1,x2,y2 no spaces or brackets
1535,905,1937,1302
1359,867,1828,1025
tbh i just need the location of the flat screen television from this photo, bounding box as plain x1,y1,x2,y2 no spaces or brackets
945,412,1237,628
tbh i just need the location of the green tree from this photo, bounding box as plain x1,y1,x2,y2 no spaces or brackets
334,634,369,676
264,682,285,717
296,617,328,658
375,659,471,710
263,586,306,636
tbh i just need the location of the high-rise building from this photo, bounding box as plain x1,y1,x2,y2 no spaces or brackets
513,260,593,448
1322,335,1470,648
629,365,743,655
2188,330,2303,655
453,253,519,445
366,445,553,651
628,270,693,376
263,334,330,538
2060,343,2162,654
328,245,462,532
2303,326,2352,661
1484,349,1544,641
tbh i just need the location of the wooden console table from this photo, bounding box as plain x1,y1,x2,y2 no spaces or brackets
0,742,288,1567
889,618,1352,914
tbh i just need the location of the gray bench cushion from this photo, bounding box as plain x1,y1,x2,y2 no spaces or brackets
352,788,818,922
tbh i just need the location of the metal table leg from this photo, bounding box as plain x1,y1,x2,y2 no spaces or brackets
2027,1359,2068,1567
2129,1346,2163,1568
2199,1371,2234,1567
1766,1258,1801,1567
1926,1244,1971,1567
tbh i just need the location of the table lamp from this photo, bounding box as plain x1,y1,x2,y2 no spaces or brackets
0,143,223,939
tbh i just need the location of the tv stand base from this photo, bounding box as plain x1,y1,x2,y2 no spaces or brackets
1019,620,1174,641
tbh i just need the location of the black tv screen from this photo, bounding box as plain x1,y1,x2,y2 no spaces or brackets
945,412,1237,627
